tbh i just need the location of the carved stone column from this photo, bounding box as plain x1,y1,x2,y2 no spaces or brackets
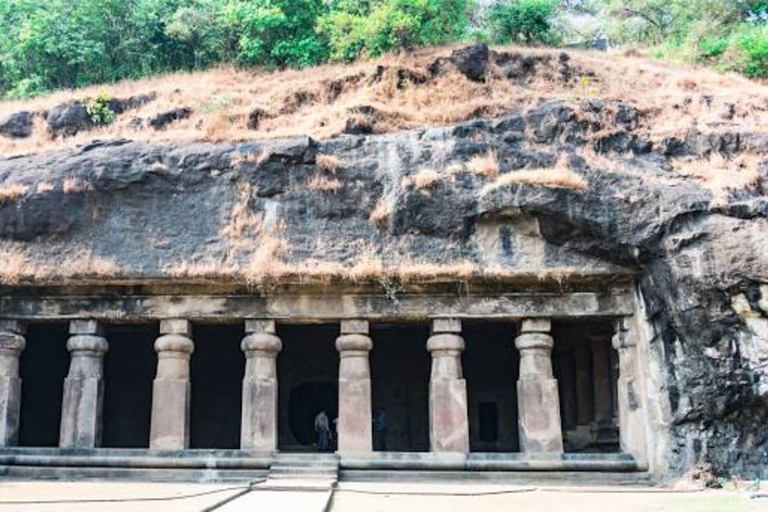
515,318,563,454
613,319,647,460
336,320,373,453
150,319,194,450
427,318,469,453
591,335,613,429
241,319,282,452
60,320,108,448
0,321,25,446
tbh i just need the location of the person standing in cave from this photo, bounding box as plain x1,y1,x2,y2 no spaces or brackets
314,410,330,452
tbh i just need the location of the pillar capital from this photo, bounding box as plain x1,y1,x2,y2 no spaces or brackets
160,318,192,336
431,318,461,334
245,319,276,334
426,333,465,353
336,333,373,354
520,318,551,333
612,318,635,350
155,334,194,355
340,319,369,335
242,332,282,355
70,319,104,336
0,321,25,354
514,331,554,352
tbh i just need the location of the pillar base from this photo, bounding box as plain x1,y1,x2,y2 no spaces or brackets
241,379,278,452
517,378,564,454
60,377,104,448
429,378,469,453
338,379,372,453
150,379,191,450
0,377,21,446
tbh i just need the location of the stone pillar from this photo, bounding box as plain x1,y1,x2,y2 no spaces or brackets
0,321,25,447
590,336,614,429
60,320,108,448
336,320,373,453
150,319,194,451
515,318,563,454
427,318,469,453
573,343,593,426
241,319,282,452
613,319,647,460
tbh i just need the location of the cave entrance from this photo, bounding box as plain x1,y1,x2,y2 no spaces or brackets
18,322,69,447
370,323,431,452
553,320,620,453
189,324,244,449
102,323,155,448
464,321,520,452
277,324,339,452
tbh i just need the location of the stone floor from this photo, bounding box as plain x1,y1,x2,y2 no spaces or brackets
0,481,765,512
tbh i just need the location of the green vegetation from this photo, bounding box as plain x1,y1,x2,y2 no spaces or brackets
2,0,768,100
488,0,560,45
0,0,472,98
597,0,768,78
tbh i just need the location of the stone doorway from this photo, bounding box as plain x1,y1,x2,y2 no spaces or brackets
18,323,69,447
464,321,520,453
553,320,620,453
370,323,431,452
277,324,339,452
189,324,244,449
101,323,155,448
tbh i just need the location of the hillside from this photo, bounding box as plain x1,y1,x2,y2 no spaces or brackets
0,44,767,480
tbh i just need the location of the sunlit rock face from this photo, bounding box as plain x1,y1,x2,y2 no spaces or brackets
1,92,767,479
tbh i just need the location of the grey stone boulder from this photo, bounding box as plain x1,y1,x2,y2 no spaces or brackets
449,43,490,82
0,111,34,139
150,108,193,130
46,101,93,137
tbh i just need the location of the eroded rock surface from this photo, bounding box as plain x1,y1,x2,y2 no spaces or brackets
0,97,767,480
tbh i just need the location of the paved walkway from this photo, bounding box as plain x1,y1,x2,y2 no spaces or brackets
330,482,767,512
0,481,248,511
0,480,765,512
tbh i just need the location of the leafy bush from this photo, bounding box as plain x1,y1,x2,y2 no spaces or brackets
487,0,560,45
319,0,470,62
84,90,116,126
732,23,768,78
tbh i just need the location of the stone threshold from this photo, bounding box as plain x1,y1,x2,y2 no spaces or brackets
0,448,642,472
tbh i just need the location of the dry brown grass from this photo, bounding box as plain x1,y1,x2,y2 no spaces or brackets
0,243,120,284
369,198,392,225
4,45,767,158
62,178,93,193
307,174,343,192
0,183,29,205
467,151,500,179
220,183,262,245
316,154,343,172
403,168,441,190
674,154,763,203
482,157,588,193
35,182,54,193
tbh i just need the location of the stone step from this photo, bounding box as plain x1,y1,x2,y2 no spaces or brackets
271,469,337,476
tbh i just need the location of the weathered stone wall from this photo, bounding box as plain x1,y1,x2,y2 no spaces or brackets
1,100,767,478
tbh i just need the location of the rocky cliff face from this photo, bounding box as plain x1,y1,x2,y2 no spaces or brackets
1,90,767,478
